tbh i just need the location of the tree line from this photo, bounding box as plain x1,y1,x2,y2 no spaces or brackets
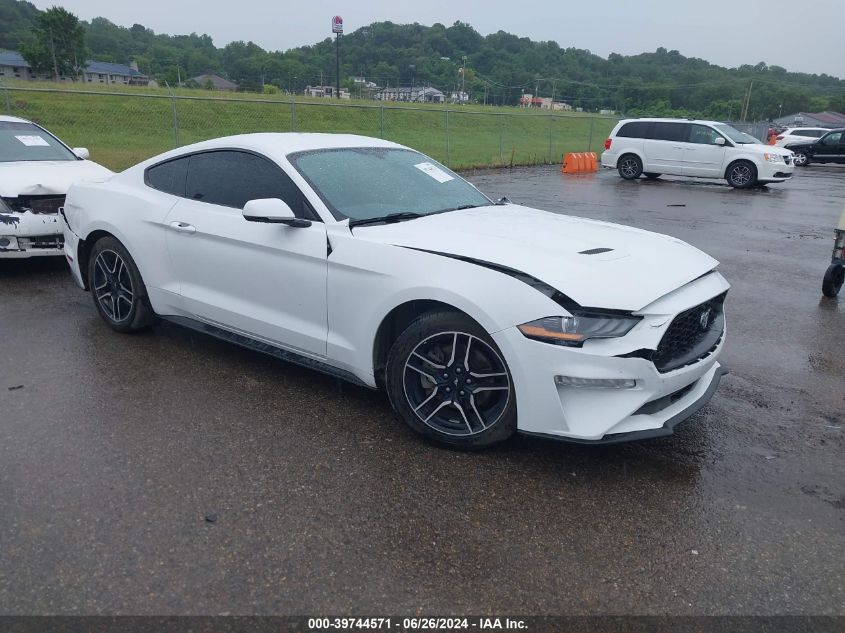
2,0,844,119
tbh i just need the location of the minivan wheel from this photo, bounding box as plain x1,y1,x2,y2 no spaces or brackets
87,236,156,333
792,151,810,167
726,161,757,189
617,155,643,180
385,311,517,449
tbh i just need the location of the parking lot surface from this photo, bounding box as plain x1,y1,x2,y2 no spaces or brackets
1,165,843,615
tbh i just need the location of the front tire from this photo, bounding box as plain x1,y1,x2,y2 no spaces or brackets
792,150,810,167
822,265,844,298
87,236,156,332
726,161,757,189
617,154,643,180
385,311,517,448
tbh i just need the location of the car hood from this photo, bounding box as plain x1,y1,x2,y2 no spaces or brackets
354,205,719,312
782,140,816,151
744,143,792,156
0,160,113,197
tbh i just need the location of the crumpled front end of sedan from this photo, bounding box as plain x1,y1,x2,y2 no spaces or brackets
493,271,729,443
0,195,66,258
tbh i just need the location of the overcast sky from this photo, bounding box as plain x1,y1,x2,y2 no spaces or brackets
30,0,845,78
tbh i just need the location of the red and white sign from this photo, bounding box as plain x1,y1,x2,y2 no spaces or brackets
332,15,343,34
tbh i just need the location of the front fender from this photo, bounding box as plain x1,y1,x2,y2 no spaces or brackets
325,229,563,384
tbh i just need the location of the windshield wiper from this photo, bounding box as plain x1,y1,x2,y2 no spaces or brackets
348,212,423,228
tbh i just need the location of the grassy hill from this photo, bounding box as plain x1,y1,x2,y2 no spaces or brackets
3,81,616,170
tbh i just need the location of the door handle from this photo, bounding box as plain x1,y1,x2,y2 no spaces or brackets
169,221,196,234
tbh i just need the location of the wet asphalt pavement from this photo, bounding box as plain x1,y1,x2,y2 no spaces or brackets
1,165,843,616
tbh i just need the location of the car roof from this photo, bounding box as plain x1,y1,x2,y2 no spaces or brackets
617,118,725,126
138,132,405,169
0,115,33,124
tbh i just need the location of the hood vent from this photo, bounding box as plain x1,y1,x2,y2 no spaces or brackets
579,247,614,255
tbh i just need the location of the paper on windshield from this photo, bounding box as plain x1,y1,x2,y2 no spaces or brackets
15,135,50,147
414,162,454,183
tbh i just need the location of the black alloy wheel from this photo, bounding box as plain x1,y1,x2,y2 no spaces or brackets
87,236,156,332
386,311,517,448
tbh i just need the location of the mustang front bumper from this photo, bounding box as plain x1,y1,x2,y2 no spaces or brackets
492,272,730,442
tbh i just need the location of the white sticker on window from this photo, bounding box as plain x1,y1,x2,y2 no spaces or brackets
414,161,454,183
15,135,50,147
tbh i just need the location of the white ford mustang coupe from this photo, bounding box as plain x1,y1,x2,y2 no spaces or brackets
62,133,729,447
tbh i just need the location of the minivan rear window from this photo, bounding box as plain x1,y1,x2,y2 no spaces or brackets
616,122,652,138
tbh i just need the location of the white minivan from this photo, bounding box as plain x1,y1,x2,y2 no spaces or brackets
601,118,794,188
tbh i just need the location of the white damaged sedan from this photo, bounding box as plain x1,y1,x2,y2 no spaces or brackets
62,133,729,447
0,115,112,258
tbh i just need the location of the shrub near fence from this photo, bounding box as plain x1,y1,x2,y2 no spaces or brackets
2,84,618,172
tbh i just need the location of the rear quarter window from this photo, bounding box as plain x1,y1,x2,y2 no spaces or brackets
146,157,188,197
616,122,652,139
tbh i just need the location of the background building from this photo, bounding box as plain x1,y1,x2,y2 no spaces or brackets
377,86,444,103
773,111,845,128
190,74,238,91
0,50,148,85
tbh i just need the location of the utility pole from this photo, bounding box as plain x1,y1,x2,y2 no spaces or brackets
741,80,754,122
551,79,557,106
461,56,467,103
48,26,59,81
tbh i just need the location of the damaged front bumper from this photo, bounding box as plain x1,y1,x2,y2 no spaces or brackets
0,196,65,258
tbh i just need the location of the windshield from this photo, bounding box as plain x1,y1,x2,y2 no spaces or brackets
288,147,491,221
0,121,76,162
713,124,759,145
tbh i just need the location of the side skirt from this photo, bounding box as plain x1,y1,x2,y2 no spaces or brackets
161,315,372,389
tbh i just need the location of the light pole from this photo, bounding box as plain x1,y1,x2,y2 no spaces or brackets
461,56,467,104
410,64,416,101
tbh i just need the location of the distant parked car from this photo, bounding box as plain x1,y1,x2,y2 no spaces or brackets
775,127,830,148
0,115,112,259
787,128,845,167
61,133,729,447
601,118,795,188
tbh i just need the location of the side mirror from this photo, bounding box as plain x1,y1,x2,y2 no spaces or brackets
73,147,90,159
714,137,726,146
243,198,311,227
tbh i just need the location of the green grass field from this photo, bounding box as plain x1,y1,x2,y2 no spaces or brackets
2,81,616,171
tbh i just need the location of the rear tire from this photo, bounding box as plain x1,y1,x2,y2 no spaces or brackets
617,154,643,180
726,161,757,189
87,236,156,333
643,172,661,180
792,150,810,167
385,311,517,449
822,265,844,298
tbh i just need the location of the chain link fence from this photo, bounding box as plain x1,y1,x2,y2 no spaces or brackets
1,84,618,172
724,121,770,142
